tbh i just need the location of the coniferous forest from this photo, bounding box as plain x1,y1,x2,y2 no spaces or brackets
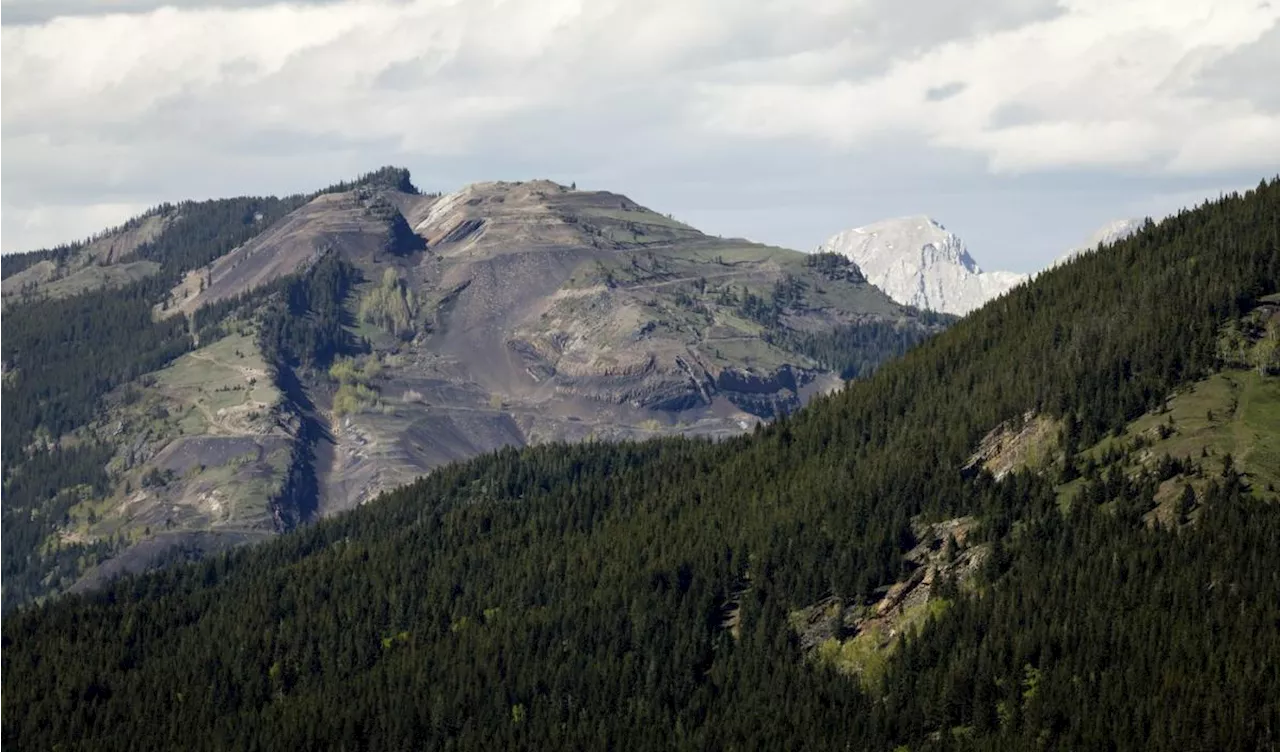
3,179,1280,750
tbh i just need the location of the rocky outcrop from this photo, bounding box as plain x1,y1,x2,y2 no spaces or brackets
790,516,987,678
716,364,800,395
714,365,810,417
962,411,1061,480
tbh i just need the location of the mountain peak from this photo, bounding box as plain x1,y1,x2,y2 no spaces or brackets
839,215,976,270
816,215,1023,315
324,165,419,195
1083,218,1145,249
411,179,703,254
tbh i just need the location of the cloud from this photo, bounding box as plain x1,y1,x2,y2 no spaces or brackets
1,0,1276,260
0,0,1070,165
692,0,1280,173
0,0,347,25
925,82,967,102
1191,22,1280,110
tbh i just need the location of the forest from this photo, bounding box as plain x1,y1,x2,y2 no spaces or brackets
3,178,1278,750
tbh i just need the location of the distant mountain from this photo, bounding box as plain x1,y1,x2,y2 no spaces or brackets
815,215,1026,316
1052,217,1146,267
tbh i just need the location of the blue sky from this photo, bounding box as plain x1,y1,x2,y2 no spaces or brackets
3,0,1278,272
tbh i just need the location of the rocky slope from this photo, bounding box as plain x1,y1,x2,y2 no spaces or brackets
300,179,917,513
815,215,1026,315
1,170,944,600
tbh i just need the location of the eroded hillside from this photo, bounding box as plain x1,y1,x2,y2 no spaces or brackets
1,213,169,305
309,180,923,512
1,169,944,606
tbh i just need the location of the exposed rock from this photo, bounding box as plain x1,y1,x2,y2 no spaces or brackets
790,516,987,680
816,215,1026,316
963,411,1061,480
3,214,171,306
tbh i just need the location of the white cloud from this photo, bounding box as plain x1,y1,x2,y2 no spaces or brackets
1,0,1276,258
1169,113,1280,173
692,0,1280,173
0,0,1071,160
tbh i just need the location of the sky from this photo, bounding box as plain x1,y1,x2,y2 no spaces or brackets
2,0,1278,273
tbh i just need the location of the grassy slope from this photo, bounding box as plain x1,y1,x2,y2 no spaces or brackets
64,328,288,548
1058,368,1280,510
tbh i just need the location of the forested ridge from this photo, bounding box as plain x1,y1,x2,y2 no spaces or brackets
5,179,1279,750
0,169,417,610
0,199,300,610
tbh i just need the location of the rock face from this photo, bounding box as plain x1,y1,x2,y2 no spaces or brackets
788,516,988,684
815,215,1026,316
962,410,1061,481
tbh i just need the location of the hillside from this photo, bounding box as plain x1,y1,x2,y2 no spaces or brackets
293,179,927,516
0,169,943,610
1,213,170,306
3,180,1277,750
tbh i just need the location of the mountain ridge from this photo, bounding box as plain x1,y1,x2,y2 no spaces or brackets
0,168,946,608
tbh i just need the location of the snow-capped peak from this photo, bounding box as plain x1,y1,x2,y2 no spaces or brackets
815,215,1024,316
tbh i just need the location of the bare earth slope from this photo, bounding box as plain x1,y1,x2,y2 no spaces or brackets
3,172,940,596
310,180,915,511
164,189,425,316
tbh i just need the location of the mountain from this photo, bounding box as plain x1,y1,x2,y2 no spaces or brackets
815,215,1026,315
1051,217,1146,267
0,169,947,610
4,178,1276,751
